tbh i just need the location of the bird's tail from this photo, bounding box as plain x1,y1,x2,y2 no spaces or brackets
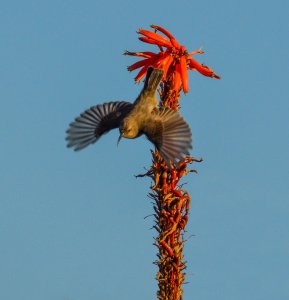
143,67,164,94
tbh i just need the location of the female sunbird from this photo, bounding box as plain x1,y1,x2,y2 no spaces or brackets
66,67,192,165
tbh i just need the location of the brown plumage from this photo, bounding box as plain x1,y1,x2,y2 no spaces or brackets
66,67,192,165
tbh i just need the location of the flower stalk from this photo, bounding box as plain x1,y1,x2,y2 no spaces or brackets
127,25,219,299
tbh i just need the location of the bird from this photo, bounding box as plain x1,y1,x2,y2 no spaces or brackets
66,67,192,165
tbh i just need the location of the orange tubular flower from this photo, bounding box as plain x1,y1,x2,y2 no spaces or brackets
125,24,221,94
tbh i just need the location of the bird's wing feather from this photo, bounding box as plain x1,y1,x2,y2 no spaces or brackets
145,107,192,165
66,101,133,151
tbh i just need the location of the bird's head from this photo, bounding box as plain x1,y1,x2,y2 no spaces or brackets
118,119,139,144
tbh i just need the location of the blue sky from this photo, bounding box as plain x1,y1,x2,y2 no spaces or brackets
1,0,288,299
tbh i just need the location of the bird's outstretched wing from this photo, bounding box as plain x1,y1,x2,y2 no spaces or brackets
66,101,133,151
145,108,192,165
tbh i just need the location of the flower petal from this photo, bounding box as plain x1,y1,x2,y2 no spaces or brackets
124,51,156,58
179,56,189,93
173,63,182,92
127,57,154,71
135,65,150,82
188,58,221,79
150,25,181,49
138,28,172,48
161,54,174,80
139,37,171,48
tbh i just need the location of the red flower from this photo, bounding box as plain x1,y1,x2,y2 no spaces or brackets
125,25,221,93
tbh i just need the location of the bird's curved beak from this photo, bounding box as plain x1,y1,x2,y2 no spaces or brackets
117,134,122,146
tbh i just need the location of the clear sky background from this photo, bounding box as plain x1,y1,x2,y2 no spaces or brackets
1,1,288,299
